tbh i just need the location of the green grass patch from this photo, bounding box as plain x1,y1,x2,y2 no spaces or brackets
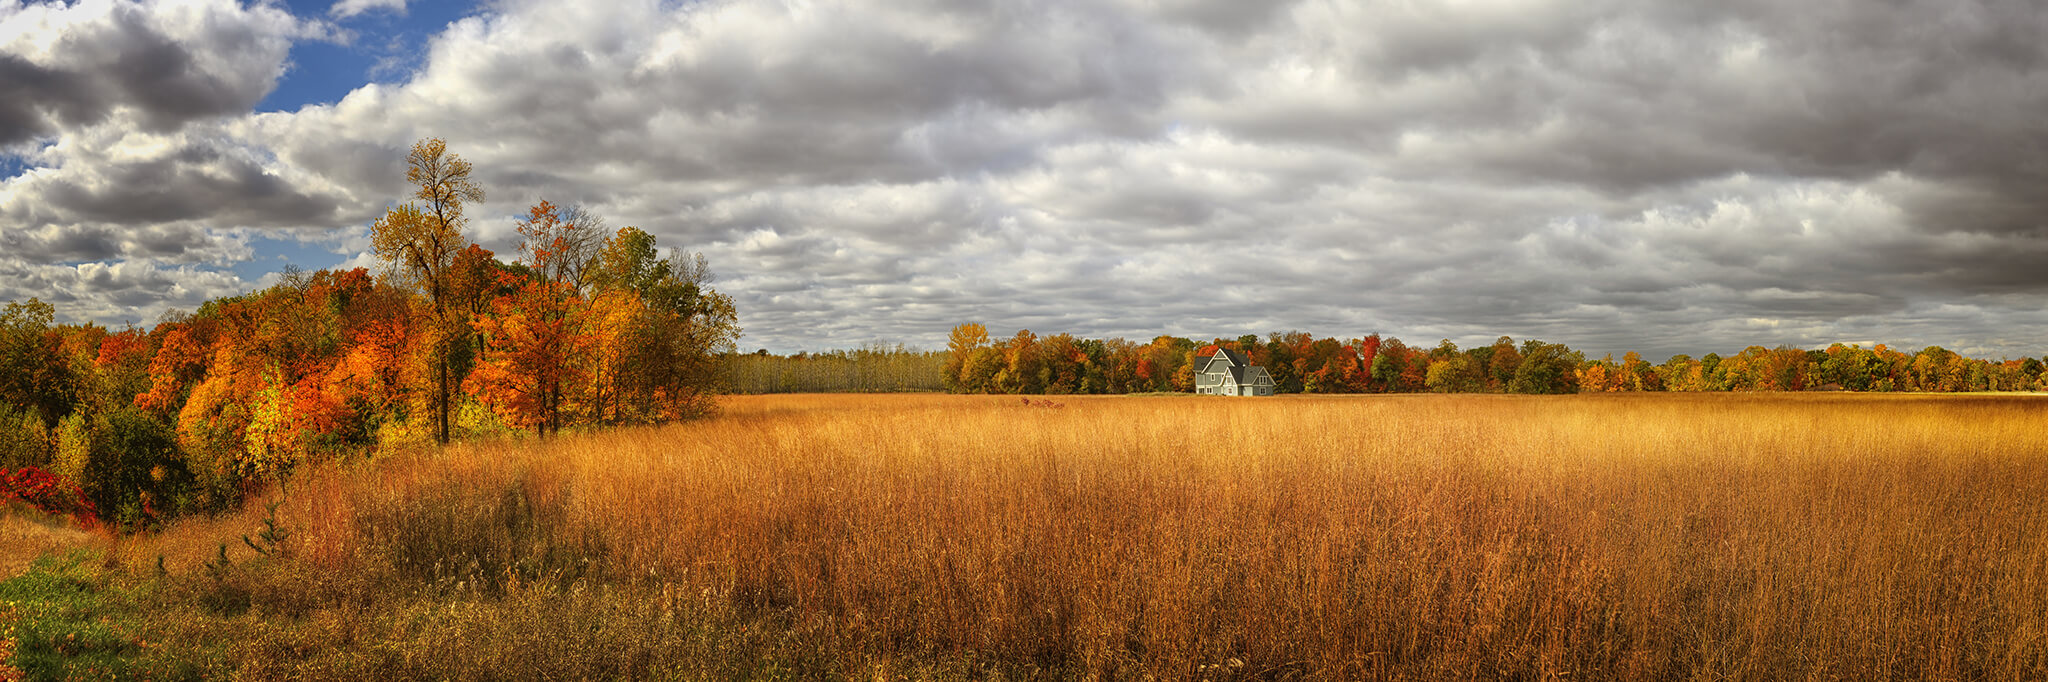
0,550,155,680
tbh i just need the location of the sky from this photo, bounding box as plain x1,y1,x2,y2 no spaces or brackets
3,0,2047,359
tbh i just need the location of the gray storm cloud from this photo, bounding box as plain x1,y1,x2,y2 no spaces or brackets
0,0,307,145
2,0,2045,359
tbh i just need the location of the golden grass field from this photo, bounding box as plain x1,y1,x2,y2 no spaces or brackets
9,392,2048,679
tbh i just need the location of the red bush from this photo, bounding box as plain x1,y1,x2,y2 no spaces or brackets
0,467,100,530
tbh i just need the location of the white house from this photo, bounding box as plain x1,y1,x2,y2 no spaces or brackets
1193,348,1275,396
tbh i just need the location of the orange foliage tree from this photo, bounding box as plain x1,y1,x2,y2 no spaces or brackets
466,273,590,437
462,201,605,436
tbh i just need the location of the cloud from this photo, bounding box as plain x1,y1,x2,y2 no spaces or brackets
330,0,407,20
0,0,312,146
6,0,2048,360
4,123,348,225
0,257,246,326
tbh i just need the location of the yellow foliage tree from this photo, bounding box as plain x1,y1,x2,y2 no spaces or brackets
370,138,484,444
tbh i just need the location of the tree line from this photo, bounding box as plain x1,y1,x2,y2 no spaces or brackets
723,343,946,394
942,324,2048,395
0,139,739,527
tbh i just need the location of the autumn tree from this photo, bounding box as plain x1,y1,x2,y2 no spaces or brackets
1510,340,1581,394
1618,351,1660,391
1578,355,1619,392
371,138,484,444
1910,346,1967,392
1315,341,1365,394
944,323,990,392
89,327,152,414
445,243,509,364
585,226,741,422
1,299,74,426
1100,337,1140,394
516,200,606,294
241,271,366,469
325,305,420,430
1263,332,1308,393
154,274,365,501
1424,340,1483,393
1657,354,1705,391
995,329,1044,394
1486,336,1521,390
1147,336,1195,392
462,202,599,436
135,315,215,417
1041,333,1087,394
1370,338,1418,392
467,272,587,437
1870,345,1909,391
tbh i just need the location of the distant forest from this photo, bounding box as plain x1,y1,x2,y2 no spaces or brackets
723,344,945,394
937,323,2048,395
715,323,2048,396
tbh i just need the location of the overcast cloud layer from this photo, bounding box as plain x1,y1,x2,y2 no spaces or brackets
4,0,2047,359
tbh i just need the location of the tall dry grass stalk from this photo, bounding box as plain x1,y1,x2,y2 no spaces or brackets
108,393,2048,679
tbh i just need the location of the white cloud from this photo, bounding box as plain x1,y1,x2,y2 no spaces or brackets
329,0,407,20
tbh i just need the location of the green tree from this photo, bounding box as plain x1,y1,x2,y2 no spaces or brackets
1700,352,1725,390
1510,340,1581,394
587,226,740,421
1425,354,1482,393
81,408,189,527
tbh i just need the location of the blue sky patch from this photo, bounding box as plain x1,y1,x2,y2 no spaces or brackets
0,154,27,180
229,233,356,284
261,0,483,113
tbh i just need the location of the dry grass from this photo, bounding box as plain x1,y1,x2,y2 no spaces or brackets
51,393,2048,678
0,513,89,580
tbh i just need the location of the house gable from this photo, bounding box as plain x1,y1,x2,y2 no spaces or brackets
1195,348,1248,374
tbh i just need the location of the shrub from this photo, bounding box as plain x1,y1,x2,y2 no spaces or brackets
0,466,98,529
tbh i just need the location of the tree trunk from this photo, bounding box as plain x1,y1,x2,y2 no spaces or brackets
437,351,451,444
